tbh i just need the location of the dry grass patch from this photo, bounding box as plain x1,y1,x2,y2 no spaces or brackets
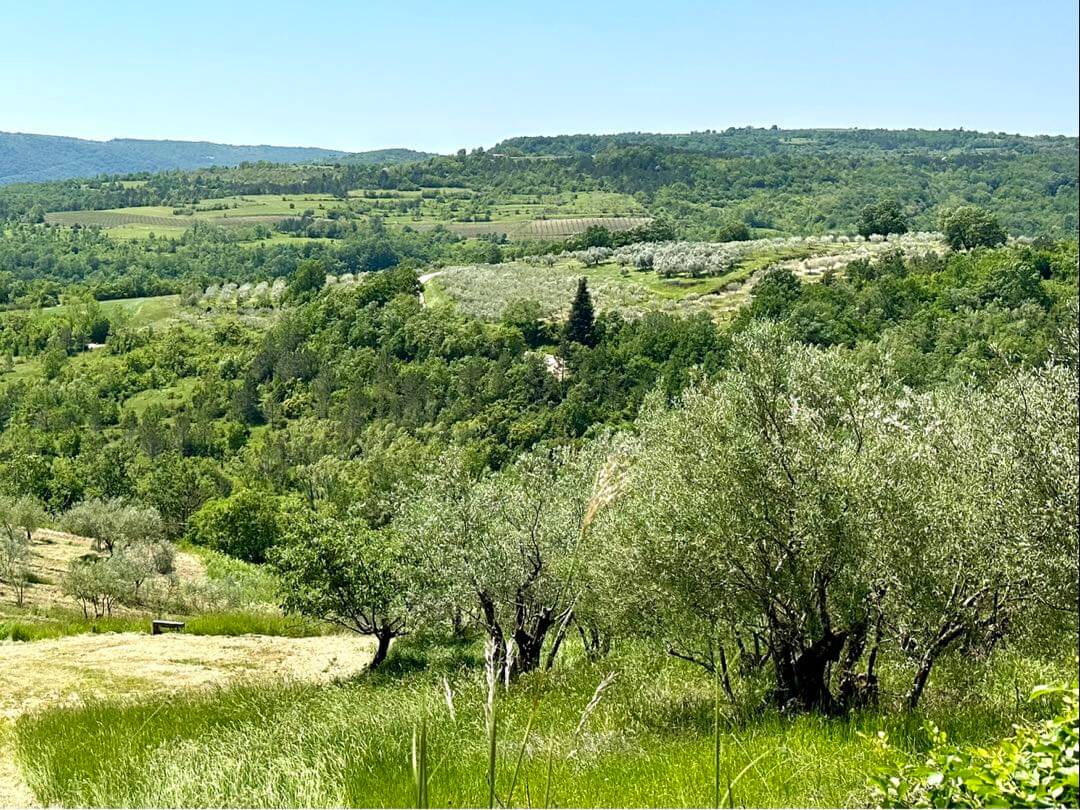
0,528,204,612
0,631,375,720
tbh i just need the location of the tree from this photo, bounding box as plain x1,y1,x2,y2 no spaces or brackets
501,299,551,348
564,278,596,347
286,259,327,302
749,266,802,319
0,494,45,606
0,493,46,546
940,206,1007,250
135,454,230,537
272,512,416,669
401,444,605,674
856,200,908,238
866,363,1078,709
186,490,283,563
62,497,164,555
716,219,752,242
63,557,123,618
595,323,1078,713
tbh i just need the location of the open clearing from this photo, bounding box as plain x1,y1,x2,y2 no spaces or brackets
0,632,375,806
0,631,375,720
0,528,203,613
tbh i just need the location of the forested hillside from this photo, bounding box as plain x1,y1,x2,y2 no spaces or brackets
3,128,1075,238
1,127,1078,808
0,131,432,185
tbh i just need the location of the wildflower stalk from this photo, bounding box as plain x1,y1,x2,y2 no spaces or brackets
505,696,539,808
714,654,721,809
411,716,428,809
484,638,499,809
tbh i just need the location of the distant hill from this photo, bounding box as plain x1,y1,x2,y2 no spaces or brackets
0,131,433,185
494,127,1077,157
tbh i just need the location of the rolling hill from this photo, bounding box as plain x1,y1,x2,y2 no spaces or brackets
0,131,433,185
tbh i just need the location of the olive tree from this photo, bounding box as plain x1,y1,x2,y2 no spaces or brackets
63,557,124,618
597,323,1079,713
0,495,47,606
61,498,171,605
402,443,609,674
600,323,885,711
62,497,164,555
863,362,1079,708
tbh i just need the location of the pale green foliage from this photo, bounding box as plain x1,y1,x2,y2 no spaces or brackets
62,497,164,554
0,494,47,605
862,362,1080,705
400,443,606,671
588,322,1079,709
60,497,173,610
62,557,124,618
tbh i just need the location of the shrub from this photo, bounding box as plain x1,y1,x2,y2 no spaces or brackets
185,490,283,563
874,682,1079,808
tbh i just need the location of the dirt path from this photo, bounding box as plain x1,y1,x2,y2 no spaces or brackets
0,632,375,806
417,270,444,307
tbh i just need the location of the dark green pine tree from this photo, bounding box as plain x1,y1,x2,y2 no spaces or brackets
564,277,596,347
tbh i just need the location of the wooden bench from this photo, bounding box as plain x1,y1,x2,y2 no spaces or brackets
151,619,186,635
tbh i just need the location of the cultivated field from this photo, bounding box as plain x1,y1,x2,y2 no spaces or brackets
43,190,650,241
431,233,947,320
414,215,652,239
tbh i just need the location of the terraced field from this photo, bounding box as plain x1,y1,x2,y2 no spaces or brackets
45,210,286,231
414,215,651,239
42,189,650,241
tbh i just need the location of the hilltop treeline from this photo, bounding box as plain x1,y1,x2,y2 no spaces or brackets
494,126,1076,157
2,128,1076,238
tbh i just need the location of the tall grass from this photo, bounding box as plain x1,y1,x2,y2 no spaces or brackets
183,543,283,606
14,640,1066,808
0,609,331,642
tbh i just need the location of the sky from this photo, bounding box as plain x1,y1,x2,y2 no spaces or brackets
2,0,1077,153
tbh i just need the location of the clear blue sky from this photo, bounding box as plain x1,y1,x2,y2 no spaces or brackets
2,0,1077,153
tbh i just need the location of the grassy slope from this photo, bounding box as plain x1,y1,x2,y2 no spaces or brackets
12,639,1069,808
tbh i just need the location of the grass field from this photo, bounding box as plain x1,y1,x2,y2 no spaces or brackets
10,638,1068,808
39,294,183,327
43,190,650,241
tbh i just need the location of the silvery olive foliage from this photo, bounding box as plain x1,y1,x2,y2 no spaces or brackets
584,322,1078,710
398,440,615,672
0,494,47,606
566,232,945,279
60,498,175,611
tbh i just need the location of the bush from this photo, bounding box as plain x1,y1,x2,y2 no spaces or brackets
874,682,1079,808
185,490,284,563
